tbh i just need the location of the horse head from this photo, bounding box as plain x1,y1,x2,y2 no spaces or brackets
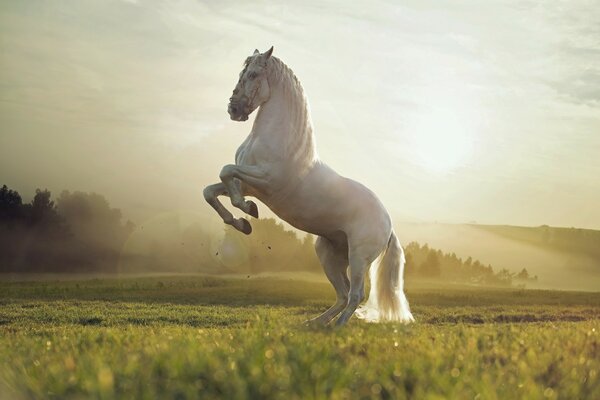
228,46,274,121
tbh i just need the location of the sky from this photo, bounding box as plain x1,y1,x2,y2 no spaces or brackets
1,0,599,229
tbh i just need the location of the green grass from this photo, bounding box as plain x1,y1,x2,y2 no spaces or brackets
0,276,599,399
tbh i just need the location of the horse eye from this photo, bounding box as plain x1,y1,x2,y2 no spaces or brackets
248,72,257,80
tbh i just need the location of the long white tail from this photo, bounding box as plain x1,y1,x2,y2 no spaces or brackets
355,230,414,323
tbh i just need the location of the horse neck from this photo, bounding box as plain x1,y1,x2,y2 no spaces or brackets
252,58,317,167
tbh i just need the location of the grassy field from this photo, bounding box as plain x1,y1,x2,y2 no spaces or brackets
0,275,599,399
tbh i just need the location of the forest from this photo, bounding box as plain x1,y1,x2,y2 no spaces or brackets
0,185,535,286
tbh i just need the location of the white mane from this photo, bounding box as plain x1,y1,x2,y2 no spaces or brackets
260,56,318,167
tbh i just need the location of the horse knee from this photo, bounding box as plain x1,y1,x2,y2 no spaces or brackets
219,165,235,181
203,186,213,202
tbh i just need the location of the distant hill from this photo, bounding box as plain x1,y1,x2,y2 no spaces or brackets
401,222,600,291
471,224,600,262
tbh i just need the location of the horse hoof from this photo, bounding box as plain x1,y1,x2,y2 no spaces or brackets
246,201,259,218
334,316,349,327
237,218,252,235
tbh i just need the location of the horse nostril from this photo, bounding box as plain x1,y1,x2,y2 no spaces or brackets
230,105,238,114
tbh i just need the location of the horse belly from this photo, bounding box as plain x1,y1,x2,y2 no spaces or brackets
268,201,340,236
262,168,378,237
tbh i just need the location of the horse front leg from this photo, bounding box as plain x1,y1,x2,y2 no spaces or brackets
203,182,253,234
219,164,270,220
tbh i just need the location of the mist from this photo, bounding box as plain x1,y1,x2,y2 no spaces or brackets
1,0,599,229
403,223,600,291
1,1,599,290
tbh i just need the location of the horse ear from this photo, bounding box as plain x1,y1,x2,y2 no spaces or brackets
264,46,274,59
253,49,260,55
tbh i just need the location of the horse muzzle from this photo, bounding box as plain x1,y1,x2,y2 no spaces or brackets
228,101,249,122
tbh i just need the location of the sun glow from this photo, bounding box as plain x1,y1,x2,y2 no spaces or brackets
407,105,476,174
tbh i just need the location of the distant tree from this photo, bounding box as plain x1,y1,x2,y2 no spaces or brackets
515,268,537,282
404,252,416,276
419,250,441,277
30,188,53,213
22,189,70,238
0,187,73,272
494,269,514,286
0,186,139,272
56,191,134,251
516,268,529,280
0,185,25,268
28,189,63,228
0,185,23,224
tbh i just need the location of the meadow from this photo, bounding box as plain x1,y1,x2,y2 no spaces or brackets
0,275,598,399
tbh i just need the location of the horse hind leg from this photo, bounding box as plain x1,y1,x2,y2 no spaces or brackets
305,236,349,326
335,242,383,326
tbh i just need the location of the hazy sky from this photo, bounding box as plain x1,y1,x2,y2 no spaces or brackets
1,0,599,229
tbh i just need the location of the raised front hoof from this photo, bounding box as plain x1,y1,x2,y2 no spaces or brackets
246,201,259,218
234,218,252,235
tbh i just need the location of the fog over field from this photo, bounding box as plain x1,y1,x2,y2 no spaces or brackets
1,1,599,292
403,223,600,291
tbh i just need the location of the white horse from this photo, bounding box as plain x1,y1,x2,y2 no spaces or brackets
203,47,414,326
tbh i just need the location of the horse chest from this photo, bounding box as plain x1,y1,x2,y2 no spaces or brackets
235,136,282,166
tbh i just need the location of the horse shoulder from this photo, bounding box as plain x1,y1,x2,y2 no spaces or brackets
235,135,253,165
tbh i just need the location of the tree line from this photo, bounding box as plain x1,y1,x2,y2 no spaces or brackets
404,242,537,287
0,184,535,286
0,185,320,274
0,185,133,272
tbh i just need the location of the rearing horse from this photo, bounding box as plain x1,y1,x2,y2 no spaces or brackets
203,47,414,326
